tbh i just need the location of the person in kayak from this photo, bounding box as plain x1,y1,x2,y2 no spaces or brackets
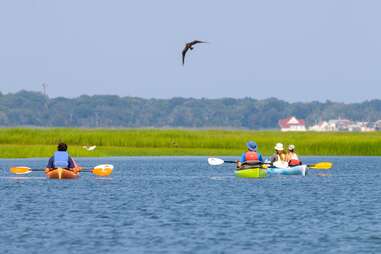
269,143,284,164
269,143,290,168
46,143,79,172
273,151,289,168
286,144,302,166
236,141,264,168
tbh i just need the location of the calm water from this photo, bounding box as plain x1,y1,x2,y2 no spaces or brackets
0,156,380,254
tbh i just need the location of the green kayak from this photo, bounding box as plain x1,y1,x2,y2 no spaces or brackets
235,167,267,178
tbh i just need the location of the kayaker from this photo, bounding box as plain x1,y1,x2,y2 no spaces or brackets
287,144,302,166
46,143,78,172
273,152,289,168
236,141,264,168
269,143,285,164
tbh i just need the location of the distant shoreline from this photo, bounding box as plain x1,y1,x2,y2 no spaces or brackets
1,128,381,158
2,90,381,130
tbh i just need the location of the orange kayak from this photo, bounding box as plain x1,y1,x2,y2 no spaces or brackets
45,168,80,179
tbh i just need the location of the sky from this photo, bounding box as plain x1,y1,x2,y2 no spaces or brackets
0,0,380,102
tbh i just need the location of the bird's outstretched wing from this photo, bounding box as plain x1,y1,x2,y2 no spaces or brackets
182,46,189,65
182,40,207,65
189,40,207,46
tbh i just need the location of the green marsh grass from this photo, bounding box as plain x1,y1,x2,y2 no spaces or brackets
0,128,381,158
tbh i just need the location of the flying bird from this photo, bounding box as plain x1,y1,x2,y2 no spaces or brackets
182,40,207,65
82,145,97,151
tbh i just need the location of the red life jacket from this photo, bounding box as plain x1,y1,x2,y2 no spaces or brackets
289,159,302,166
245,151,259,161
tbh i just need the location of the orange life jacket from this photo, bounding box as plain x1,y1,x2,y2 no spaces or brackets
245,151,259,161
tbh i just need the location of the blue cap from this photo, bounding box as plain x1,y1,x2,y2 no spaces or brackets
246,141,257,151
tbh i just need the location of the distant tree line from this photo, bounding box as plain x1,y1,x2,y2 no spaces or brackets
1,90,381,129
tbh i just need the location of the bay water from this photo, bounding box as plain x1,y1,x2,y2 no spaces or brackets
0,156,380,253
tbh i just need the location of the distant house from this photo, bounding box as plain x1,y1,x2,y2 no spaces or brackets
328,119,352,131
279,116,306,132
358,122,375,132
375,120,381,131
309,121,336,132
309,119,375,132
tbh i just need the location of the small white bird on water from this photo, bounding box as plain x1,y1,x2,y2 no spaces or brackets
82,145,96,151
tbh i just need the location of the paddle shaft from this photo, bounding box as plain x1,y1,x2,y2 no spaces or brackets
20,168,94,172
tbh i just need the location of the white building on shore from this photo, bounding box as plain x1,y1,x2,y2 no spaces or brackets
309,119,376,132
278,116,306,132
308,121,336,132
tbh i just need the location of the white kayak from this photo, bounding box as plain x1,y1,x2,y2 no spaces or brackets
266,165,307,176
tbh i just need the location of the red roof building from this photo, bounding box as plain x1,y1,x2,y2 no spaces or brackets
278,116,306,132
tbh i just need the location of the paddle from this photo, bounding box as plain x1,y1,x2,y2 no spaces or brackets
207,158,236,165
9,164,114,177
306,162,332,170
208,157,266,168
208,157,267,169
208,157,332,170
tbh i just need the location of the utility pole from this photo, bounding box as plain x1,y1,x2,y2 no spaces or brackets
42,83,49,125
42,83,48,97
95,112,100,128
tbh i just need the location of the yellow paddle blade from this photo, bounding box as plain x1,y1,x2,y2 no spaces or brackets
10,166,32,175
308,162,332,170
92,164,113,177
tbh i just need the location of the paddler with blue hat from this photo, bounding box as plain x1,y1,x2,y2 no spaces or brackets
236,141,264,168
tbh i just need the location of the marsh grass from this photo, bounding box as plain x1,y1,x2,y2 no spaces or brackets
0,128,380,158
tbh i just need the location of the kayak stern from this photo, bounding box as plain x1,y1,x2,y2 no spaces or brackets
45,168,79,179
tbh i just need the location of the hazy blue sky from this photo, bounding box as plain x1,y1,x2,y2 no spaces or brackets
0,0,380,102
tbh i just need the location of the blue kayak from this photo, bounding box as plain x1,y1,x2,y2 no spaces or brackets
266,165,307,176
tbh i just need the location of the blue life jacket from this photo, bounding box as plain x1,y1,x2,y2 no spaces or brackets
54,151,69,168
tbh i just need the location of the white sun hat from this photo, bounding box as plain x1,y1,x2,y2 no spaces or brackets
274,143,284,151
288,144,295,150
